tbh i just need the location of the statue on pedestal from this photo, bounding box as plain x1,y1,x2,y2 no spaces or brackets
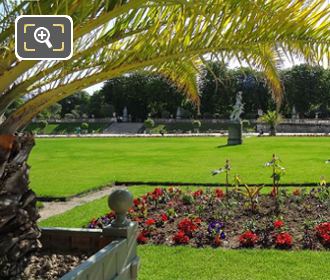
230,91,244,121
228,91,244,145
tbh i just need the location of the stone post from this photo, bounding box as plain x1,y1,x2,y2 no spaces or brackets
103,189,139,279
227,120,243,145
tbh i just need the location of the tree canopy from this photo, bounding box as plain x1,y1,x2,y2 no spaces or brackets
41,63,328,121
0,0,329,133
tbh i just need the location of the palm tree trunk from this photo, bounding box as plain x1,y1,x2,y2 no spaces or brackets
269,126,276,136
0,134,41,278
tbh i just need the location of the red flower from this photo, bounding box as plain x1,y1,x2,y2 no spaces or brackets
215,188,224,199
137,232,148,244
173,230,190,244
178,218,198,235
133,198,141,206
107,212,116,219
213,234,222,247
145,218,156,226
152,188,163,199
315,222,330,247
275,232,293,248
193,189,203,198
292,189,301,196
274,220,284,229
161,213,168,222
270,187,277,197
239,231,259,247
194,217,202,225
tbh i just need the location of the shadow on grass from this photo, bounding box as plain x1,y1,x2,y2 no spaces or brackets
217,144,230,149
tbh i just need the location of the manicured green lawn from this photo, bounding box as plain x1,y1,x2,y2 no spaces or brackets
29,137,329,197
138,246,330,280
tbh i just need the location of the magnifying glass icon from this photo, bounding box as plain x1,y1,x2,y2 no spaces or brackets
34,27,53,49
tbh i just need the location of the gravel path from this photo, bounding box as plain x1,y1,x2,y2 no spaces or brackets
39,186,125,221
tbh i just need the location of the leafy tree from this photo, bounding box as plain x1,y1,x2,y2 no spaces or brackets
59,91,90,117
234,68,275,118
37,103,62,120
100,73,184,121
39,120,48,134
281,64,330,118
199,62,236,118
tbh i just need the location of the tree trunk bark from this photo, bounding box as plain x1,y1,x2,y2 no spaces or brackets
269,126,276,136
0,134,41,278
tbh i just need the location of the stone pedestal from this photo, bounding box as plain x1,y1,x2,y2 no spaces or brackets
227,121,242,145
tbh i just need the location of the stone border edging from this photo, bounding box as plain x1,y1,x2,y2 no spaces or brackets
35,132,330,138
115,181,320,188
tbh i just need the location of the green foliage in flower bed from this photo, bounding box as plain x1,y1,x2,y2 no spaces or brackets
86,187,329,250
40,186,330,279
138,246,330,280
29,137,329,197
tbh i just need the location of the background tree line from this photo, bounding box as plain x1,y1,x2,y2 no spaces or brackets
11,63,329,121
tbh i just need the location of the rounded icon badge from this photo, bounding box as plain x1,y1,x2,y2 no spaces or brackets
34,27,53,48
15,15,73,61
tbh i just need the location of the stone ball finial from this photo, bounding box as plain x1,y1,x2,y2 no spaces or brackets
108,189,133,227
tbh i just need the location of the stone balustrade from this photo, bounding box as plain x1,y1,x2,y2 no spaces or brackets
41,189,139,280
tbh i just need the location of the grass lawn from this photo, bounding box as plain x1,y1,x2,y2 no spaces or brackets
138,246,330,280
29,137,330,197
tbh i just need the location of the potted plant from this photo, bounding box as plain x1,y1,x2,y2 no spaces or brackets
192,120,201,133
258,111,283,136
144,118,155,134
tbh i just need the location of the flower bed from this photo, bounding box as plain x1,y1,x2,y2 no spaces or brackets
88,187,329,250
